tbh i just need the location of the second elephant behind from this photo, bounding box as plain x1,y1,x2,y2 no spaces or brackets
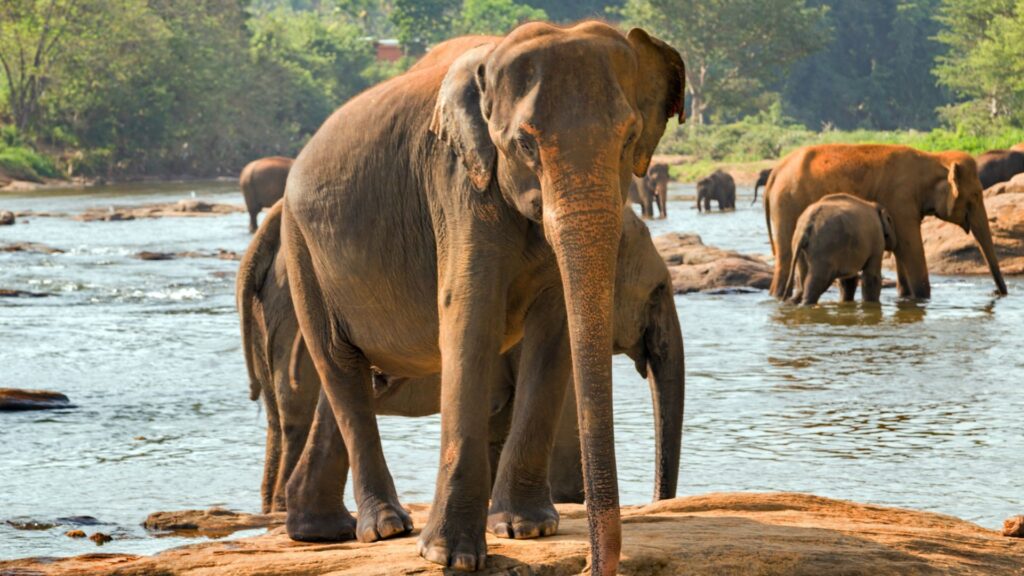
238,201,685,513
696,169,736,212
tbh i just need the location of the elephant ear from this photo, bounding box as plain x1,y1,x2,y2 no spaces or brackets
627,28,686,177
430,44,497,192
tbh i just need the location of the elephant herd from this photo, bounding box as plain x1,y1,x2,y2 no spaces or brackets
230,20,1014,575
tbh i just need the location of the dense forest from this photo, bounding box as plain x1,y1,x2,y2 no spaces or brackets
2,0,1024,181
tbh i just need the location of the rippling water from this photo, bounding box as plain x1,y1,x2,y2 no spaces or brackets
1,182,1021,559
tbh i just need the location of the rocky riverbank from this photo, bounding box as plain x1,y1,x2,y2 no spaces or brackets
921,186,1024,276
3,493,1021,575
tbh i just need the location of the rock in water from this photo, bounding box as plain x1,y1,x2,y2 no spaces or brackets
0,211,14,225
0,388,73,411
1005,515,1024,538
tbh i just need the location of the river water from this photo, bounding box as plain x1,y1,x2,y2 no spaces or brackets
1,182,1021,559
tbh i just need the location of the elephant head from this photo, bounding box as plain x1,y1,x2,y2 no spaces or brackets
876,203,897,252
645,163,670,218
613,209,684,501
431,22,685,574
931,154,1007,295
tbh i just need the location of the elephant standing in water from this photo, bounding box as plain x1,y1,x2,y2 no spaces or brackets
752,168,772,205
238,203,684,512
766,144,1007,300
976,149,1024,189
273,23,685,573
696,169,736,212
240,156,293,232
629,163,671,219
784,194,897,305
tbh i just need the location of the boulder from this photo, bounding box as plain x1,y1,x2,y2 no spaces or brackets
143,508,284,538
0,210,14,225
0,388,73,411
919,191,1024,275
653,232,773,293
4,493,1022,576
1005,515,1024,538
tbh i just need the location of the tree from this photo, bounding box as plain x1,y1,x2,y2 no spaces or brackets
620,0,828,125
390,0,459,54
453,0,546,35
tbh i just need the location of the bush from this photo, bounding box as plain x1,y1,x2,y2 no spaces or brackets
0,145,61,182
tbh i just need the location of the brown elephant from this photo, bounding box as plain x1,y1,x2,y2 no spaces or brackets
273,23,685,574
628,163,670,219
239,156,293,232
766,144,1007,300
752,167,772,205
696,169,736,212
238,202,684,513
976,149,1024,190
784,194,897,305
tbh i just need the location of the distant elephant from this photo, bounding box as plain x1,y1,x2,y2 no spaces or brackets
752,168,772,205
766,144,1006,301
628,163,670,219
238,202,684,513
784,194,897,305
239,156,293,232
976,149,1024,189
696,169,736,212
263,23,684,573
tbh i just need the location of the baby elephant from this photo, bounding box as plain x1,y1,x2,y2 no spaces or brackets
785,194,897,305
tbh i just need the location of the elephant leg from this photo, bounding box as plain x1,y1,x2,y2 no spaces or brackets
894,230,930,300
249,209,260,233
548,382,584,503
769,206,797,300
861,257,883,303
285,390,356,540
488,393,513,491
800,269,832,305
489,292,570,539
788,253,807,304
418,246,507,571
703,196,711,212
272,356,318,512
642,194,654,219
261,381,283,514
839,277,858,302
657,190,668,219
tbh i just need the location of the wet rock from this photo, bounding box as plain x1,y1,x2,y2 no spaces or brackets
5,519,57,531
57,516,102,526
0,288,50,298
0,241,65,254
13,209,71,219
134,249,240,262
89,532,113,545
0,388,73,411
0,210,14,225
74,201,244,222
919,191,1024,275
8,493,1024,575
143,508,284,538
653,232,773,294
65,530,86,538
135,251,175,261
1005,515,1024,538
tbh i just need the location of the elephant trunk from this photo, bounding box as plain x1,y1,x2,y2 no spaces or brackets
645,284,684,501
545,174,622,576
968,201,1008,295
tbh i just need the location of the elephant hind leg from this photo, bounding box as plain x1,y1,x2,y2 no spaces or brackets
261,386,283,515
861,256,884,303
799,267,832,305
249,209,260,233
839,277,858,302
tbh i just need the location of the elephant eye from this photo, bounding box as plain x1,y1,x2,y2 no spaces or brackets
515,134,539,165
622,132,637,158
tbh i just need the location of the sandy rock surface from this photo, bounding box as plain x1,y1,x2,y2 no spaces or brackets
73,200,244,222
143,508,285,538
6,493,1020,576
654,232,773,293
920,191,1024,275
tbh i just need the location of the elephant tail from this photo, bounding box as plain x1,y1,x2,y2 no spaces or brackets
237,202,284,401
764,170,777,256
288,332,307,394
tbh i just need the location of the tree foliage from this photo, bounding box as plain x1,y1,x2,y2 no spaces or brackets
454,0,546,36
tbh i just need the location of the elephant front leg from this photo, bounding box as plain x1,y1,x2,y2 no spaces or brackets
418,252,507,571
894,230,931,300
548,384,584,503
489,292,571,539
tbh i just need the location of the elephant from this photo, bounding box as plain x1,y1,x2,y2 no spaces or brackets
976,149,1024,190
628,163,670,219
765,144,1007,301
270,22,685,574
696,169,736,212
239,156,293,232
752,168,772,205
784,194,897,305
238,202,684,513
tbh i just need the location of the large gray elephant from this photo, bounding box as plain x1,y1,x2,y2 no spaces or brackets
628,163,670,219
696,169,736,212
238,202,684,513
976,149,1024,189
239,156,293,232
265,23,684,574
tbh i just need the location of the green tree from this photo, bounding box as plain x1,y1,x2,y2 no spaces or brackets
620,0,828,125
390,0,459,54
453,0,546,35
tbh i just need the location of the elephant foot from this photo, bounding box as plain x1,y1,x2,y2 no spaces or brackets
486,496,559,539
417,513,487,571
286,508,357,542
355,497,414,542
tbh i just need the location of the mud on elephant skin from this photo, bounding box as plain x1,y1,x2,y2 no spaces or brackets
239,204,684,516
240,156,293,232
766,144,1007,301
784,194,897,305
271,22,685,574
696,169,736,212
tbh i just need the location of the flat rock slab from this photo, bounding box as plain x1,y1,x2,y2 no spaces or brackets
74,200,244,222
0,388,72,411
143,508,285,538
0,241,65,254
4,493,1022,575
920,190,1024,275
135,249,239,261
0,289,50,298
654,232,773,293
